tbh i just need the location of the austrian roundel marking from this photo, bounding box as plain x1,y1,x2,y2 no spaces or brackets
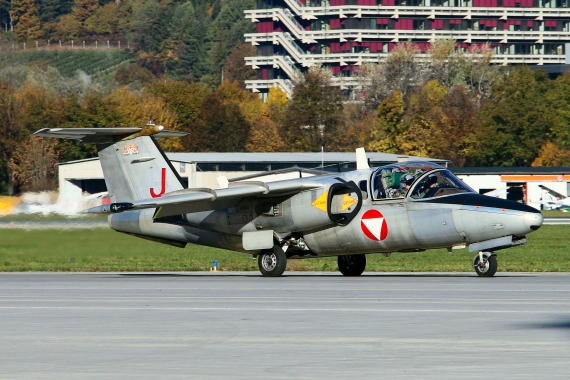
361,209,388,241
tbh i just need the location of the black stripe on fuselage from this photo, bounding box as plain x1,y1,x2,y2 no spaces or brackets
414,193,541,213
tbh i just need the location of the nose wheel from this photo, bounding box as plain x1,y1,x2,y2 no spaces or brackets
338,254,366,276
472,251,497,277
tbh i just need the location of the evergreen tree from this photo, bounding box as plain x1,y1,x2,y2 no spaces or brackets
166,2,211,80
10,0,43,41
0,0,10,31
206,0,255,85
129,0,171,53
39,0,63,23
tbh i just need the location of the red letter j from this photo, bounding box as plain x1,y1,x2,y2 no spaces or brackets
150,168,166,198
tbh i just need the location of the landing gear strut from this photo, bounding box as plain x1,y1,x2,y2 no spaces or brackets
258,245,287,277
338,254,366,276
472,251,497,277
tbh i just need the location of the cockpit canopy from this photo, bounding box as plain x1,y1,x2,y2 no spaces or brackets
371,162,475,200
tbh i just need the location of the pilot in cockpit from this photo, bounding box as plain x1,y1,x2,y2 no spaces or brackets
388,174,414,198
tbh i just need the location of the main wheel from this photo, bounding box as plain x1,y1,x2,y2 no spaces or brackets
473,251,497,277
258,246,287,277
338,254,366,276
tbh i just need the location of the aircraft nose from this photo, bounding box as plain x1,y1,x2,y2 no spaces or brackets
523,211,543,232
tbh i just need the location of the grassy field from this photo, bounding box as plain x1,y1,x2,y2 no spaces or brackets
541,210,570,217
0,49,135,77
0,225,568,272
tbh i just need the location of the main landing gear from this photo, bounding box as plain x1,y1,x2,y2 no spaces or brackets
472,251,497,277
258,246,287,277
338,254,366,276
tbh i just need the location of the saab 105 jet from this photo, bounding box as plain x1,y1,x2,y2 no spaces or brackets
34,125,543,277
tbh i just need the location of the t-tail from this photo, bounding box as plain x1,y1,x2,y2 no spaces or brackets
34,122,187,204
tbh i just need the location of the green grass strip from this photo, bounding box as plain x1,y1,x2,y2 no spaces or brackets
0,225,568,272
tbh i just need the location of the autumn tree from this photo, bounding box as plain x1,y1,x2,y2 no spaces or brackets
223,43,256,89
114,64,155,86
283,66,344,152
469,67,552,166
186,91,251,152
265,87,289,128
145,79,210,129
427,39,496,100
543,72,570,151
9,136,58,192
531,140,570,167
0,84,24,195
367,91,405,154
50,14,81,39
72,0,99,23
357,42,425,110
84,3,120,35
107,87,183,151
10,0,43,41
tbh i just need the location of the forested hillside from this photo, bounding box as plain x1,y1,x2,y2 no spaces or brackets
0,0,256,85
0,1,569,196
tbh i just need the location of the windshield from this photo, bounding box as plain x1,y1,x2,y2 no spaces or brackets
409,169,475,199
371,162,442,199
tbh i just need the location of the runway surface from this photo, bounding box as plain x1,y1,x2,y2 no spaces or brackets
544,217,570,225
1,272,570,379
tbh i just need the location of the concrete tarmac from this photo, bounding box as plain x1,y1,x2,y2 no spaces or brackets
1,272,570,379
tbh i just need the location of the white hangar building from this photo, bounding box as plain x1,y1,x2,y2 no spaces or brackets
56,152,446,203
56,152,570,210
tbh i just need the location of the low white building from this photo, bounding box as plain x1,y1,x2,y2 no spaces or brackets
452,167,570,210
57,153,570,210
57,152,447,203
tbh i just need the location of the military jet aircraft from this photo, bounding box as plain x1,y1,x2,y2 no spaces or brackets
34,125,543,277
537,185,570,209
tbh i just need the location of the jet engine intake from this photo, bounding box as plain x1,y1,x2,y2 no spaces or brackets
327,180,362,226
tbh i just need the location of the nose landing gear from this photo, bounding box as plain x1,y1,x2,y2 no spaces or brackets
472,251,497,277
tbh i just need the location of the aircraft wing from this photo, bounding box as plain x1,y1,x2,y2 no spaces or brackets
87,178,324,218
538,185,567,200
33,127,187,144
483,187,509,198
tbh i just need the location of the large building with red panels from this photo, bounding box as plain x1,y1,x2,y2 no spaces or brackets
244,0,570,97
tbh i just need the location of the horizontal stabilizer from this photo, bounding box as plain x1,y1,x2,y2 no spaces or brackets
85,178,323,218
34,126,187,144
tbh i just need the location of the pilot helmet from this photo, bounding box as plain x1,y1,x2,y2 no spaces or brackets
400,174,415,189
427,174,438,186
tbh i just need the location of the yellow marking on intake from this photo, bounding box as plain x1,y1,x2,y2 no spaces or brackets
311,191,329,212
342,194,357,211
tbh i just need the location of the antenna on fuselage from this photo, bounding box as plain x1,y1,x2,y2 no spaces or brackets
356,148,370,170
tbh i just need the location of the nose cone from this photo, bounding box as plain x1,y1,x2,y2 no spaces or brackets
523,211,543,232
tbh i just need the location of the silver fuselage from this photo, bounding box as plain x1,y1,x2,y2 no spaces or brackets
108,166,543,258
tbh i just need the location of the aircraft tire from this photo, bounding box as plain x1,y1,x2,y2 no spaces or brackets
258,246,287,277
338,254,366,276
473,252,497,277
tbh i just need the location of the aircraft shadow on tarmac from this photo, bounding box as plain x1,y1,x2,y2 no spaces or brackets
520,317,570,331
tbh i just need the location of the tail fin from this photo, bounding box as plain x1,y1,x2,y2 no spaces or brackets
34,125,187,202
